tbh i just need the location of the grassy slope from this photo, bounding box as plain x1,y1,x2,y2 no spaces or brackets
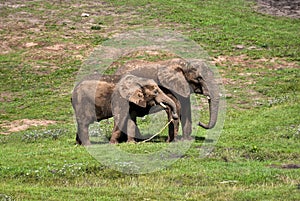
0,0,299,200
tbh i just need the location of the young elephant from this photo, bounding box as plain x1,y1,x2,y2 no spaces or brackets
71,74,179,145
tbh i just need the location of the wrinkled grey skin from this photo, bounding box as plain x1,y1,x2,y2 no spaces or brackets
115,58,220,140
71,74,178,145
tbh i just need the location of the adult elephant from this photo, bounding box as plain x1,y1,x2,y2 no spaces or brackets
71,74,179,145
114,58,220,140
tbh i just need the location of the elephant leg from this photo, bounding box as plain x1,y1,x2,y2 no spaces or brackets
74,102,96,146
76,130,82,145
126,116,138,143
76,122,91,146
180,97,193,140
166,119,175,142
166,94,181,142
110,122,121,144
133,115,144,142
167,118,180,142
165,107,177,142
114,114,138,143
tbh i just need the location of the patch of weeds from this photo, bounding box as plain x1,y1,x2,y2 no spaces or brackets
267,95,294,107
83,164,107,175
48,162,86,178
275,124,300,140
0,193,14,201
91,25,102,30
0,136,9,144
4,163,88,182
114,161,141,174
22,129,67,142
13,167,47,181
91,35,107,45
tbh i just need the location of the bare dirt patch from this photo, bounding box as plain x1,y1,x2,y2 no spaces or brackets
255,0,300,18
213,55,300,70
269,164,300,169
0,119,56,135
0,91,16,103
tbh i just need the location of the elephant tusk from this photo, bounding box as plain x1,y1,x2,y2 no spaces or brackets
159,102,167,109
207,96,211,100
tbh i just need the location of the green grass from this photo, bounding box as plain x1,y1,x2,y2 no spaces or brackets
0,0,299,200
109,0,300,60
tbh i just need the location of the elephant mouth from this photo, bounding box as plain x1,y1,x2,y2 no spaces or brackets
194,89,201,93
159,102,179,120
193,87,203,94
148,102,178,120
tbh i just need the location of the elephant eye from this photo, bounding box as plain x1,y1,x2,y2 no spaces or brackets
191,77,201,84
154,89,159,95
197,76,203,81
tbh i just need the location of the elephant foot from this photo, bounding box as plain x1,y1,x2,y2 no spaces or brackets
167,137,180,143
76,139,92,146
76,134,91,146
81,141,92,146
76,135,82,145
166,137,175,143
127,139,137,143
167,132,179,142
110,138,118,144
181,135,194,141
166,138,172,143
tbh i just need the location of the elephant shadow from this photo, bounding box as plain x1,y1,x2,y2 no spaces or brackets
89,131,207,144
90,134,206,144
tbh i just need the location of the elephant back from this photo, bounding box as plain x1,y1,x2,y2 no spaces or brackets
114,60,154,75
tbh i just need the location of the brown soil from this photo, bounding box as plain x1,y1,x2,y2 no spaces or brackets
255,0,300,18
0,119,56,135
213,55,300,70
269,164,300,169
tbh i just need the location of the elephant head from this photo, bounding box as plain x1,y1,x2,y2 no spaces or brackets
117,74,179,120
157,58,220,129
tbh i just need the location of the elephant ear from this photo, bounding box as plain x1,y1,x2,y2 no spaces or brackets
158,65,190,97
128,89,147,108
118,75,147,108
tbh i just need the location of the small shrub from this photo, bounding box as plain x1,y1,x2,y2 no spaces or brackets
22,129,67,142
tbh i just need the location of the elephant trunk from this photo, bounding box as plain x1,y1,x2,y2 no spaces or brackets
155,92,179,120
198,96,219,129
198,83,220,129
